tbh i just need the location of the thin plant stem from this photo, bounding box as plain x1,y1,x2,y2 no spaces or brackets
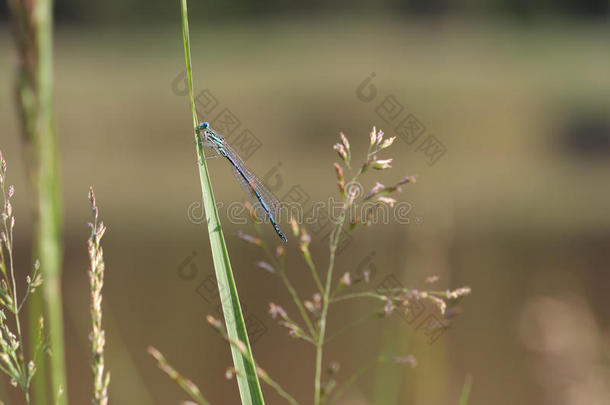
299,246,323,294
209,317,301,405
314,161,366,405
330,291,387,303
234,349,301,405
331,288,462,303
4,194,25,377
148,347,212,405
0,183,29,404
256,230,316,340
277,268,316,340
257,375,299,405
314,210,347,405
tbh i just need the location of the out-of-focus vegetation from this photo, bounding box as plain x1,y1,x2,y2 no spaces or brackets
0,1,608,404
1,0,608,22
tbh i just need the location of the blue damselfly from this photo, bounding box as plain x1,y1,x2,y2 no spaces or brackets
198,121,287,243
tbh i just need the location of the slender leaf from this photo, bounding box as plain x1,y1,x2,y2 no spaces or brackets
179,1,265,404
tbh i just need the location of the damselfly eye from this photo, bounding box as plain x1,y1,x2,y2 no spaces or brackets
199,121,210,130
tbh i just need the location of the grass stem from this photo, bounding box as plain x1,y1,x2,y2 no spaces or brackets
7,0,66,402
179,1,265,403
314,209,347,405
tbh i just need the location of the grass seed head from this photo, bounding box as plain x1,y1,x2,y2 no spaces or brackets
333,143,348,163
268,303,287,320
237,230,263,247
369,127,377,147
289,217,300,237
379,136,396,150
339,272,352,287
256,261,275,273
371,158,392,170
339,132,350,155
376,196,397,207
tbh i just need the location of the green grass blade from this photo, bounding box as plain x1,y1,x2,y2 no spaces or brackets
179,1,265,404
8,0,66,402
458,374,472,405
36,0,68,400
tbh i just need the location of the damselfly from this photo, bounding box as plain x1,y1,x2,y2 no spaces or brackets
198,121,288,243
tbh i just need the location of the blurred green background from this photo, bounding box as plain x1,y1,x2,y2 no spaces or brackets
1,0,609,404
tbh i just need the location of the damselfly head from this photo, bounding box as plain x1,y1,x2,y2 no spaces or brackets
199,121,210,130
